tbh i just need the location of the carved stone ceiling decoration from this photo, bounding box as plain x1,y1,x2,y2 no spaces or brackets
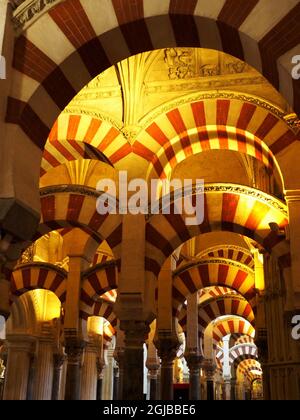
65,48,291,134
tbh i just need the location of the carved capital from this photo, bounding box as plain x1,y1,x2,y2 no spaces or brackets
155,333,180,364
120,320,150,348
185,350,203,373
64,337,85,364
202,359,216,380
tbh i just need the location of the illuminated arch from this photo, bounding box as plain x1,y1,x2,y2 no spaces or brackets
41,114,127,177
81,261,118,308
140,96,295,185
146,183,289,278
11,262,67,303
211,317,255,347
173,258,255,312
38,186,123,259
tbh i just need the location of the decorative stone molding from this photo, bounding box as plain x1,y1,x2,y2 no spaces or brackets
11,0,62,30
63,107,124,131
140,90,298,133
174,257,254,278
197,245,253,261
147,183,288,220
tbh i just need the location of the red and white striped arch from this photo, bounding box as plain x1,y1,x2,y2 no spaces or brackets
81,261,118,309
179,294,255,339
197,245,254,269
11,262,67,302
237,359,262,381
8,0,300,151
230,344,258,366
38,187,123,259
173,258,255,313
41,114,128,177
80,298,118,333
211,317,255,346
146,183,289,277
199,286,239,302
140,98,297,184
235,335,255,346
178,286,240,328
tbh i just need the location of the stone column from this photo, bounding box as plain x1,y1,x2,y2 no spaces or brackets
64,337,85,400
113,363,119,400
185,292,202,400
33,337,54,400
147,364,159,400
120,320,149,400
114,347,124,400
146,320,160,400
3,336,34,400
156,335,179,401
186,352,203,400
203,359,216,401
80,341,98,400
102,346,114,400
52,353,65,400
96,358,105,400
26,354,36,400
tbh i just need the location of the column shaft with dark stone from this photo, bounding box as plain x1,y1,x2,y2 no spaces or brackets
52,354,65,400
113,365,119,400
120,320,149,400
203,360,216,401
64,338,85,400
186,352,203,400
156,335,179,401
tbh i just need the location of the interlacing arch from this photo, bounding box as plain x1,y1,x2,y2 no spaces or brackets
10,262,67,303
38,186,123,259
41,113,127,177
146,183,290,278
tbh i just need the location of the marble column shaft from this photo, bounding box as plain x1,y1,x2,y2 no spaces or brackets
3,337,34,400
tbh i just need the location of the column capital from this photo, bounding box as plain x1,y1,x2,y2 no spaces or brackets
120,320,150,347
202,359,216,380
185,350,204,372
155,333,180,363
285,189,300,202
64,336,85,364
